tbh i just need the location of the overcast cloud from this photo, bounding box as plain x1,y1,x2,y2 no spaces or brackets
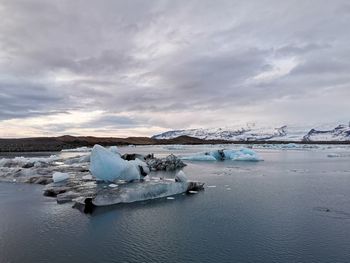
0,0,349,137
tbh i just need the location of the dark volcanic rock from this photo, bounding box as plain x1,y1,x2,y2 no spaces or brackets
146,154,186,171
43,187,68,197
121,153,146,161
187,181,205,192
22,163,35,168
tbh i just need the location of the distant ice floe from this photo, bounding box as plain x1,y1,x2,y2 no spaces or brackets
61,145,120,154
0,155,60,168
61,147,91,152
181,148,262,161
255,143,308,150
164,145,186,150
326,153,350,158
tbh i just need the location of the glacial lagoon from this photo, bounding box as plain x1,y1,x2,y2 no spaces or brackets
1,144,350,263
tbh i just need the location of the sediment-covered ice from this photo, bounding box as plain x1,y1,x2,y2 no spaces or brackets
89,144,146,182
181,148,262,161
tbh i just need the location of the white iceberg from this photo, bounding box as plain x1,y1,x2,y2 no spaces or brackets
89,144,146,182
181,148,262,162
53,172,70,183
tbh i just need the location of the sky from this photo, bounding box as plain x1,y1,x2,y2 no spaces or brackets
0,0,350,138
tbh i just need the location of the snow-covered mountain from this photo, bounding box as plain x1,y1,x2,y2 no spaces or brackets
303,124,350,142
152,123,350,142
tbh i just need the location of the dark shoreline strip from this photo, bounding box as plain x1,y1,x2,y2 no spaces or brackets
0,135,349,152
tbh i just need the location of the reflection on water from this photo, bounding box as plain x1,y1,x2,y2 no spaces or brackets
1,145,350,263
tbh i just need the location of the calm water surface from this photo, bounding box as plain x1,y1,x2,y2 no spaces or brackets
1,145,350,263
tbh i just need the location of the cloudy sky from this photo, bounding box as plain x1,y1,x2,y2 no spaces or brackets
0,0,349,137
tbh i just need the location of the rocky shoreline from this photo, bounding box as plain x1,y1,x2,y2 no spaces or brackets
1,135,350,152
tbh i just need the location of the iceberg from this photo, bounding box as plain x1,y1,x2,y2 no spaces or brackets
181,148,262,161
92,180,188,206
52,172,70,183
182,154,217,161
89,144,146,182
81,171,203,207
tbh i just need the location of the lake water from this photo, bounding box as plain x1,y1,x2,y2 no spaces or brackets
1,145,350,263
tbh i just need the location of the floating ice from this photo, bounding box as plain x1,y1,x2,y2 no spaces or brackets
89,144,145,182
175,170,188,182
181,148,262,162
64,154,90,165
281,143,298,149
62,147,91,152
0,155,60,168
108,184,118,188
164,145,185,150
108,146,120,155
82,174,93,180
181,154,217,161
207,185,216,188
327,153,341,158
93,180,190,206
167,197,175,200
52,172,70,183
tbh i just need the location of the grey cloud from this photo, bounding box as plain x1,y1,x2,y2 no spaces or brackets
81,115,144,129
0,0,349,135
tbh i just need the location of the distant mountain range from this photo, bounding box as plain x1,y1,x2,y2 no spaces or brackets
152,123,350,142
1,124,349,152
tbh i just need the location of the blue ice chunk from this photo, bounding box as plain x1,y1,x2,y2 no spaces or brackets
89,144,142,182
